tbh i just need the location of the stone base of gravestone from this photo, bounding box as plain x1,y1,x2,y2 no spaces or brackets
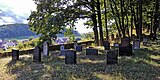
119,44,132,56
33,46,41,62
106,50,118,64
12,49,19,61
86,48,98,55
76,45,82,51
133,40,140,50
65,50,77,64
103,41,110,50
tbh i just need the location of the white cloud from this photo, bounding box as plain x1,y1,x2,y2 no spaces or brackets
75,19,93,34
1,16,15,23
0,0,36,24
0,0,36,17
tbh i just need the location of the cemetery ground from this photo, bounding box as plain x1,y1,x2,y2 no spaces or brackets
0,40,160,80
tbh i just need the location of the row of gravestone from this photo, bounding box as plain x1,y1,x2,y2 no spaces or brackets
11,42,99,64
103,37,150,65
12,38,148,65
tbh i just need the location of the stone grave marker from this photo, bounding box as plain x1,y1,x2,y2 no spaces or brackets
43,41,49,56
119,37,132,56
103,41,110,50
76,45,82,51
65,50,77,64
86,47,98,55
133,39,140,49
106,50,118,64
33,46,41,62
58,44,65,56
12,49,19,61
73,41,77,49
143,38,147,46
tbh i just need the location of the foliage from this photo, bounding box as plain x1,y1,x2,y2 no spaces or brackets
64,28,75,42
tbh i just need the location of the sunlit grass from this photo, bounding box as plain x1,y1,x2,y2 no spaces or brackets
0,39,160,80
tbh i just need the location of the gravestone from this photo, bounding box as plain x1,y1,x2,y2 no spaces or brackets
106,50,118,64
133,39,140,49
86,48,98,55
114,43,119,48
143,38,147,46
103,41,110,50
119,37,132,56
12,49,19,61
33,46,41,62
65,50,77,64
73,41,77,49
43,41,49,56
76,45,82,51
121,37,130,47
58,44,65,56
113,43,119,53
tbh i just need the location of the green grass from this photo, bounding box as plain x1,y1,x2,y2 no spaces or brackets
0,40,160,80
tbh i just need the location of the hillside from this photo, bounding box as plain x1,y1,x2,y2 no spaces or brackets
0,24,81,39
0,24,36,39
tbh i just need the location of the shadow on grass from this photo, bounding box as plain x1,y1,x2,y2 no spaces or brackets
5,48,160,80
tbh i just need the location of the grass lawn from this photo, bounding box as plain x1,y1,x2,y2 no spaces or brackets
0,40,160,80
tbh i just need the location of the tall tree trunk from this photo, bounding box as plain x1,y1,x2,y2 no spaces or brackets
110,0,122,37
138,0,142,41
109,2,122,37
150,16,153,35
104,0,109,40
135,1,139,38
91,0,99,46
153,0,159,40
130,2,133,38
92,14,99,46
120,0,125,37
97,0,104,46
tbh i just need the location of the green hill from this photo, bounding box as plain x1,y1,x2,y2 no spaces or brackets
0,24,36,39
0,24,81,39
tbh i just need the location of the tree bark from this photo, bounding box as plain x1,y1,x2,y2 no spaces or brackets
138,0,142,41
104,0,109,40
120,0,125,37
109,3,122,37
153,0,159,40
97,0,104,46
91,0,99,46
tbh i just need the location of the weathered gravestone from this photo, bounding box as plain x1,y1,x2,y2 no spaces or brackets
43,41,49,56
86,47,98,55
65,50,77,64
12,49,19,61
103,41,110,50
76,45,82,51
133,39,140,49
73,41,77,49
114,43,119,49
33,46,41,62
113,43,119,53
58,44,65,56
143,38,147,46
106,50,118,64
119,37,132,56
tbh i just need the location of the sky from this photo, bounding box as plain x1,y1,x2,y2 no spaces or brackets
0,0,92,34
